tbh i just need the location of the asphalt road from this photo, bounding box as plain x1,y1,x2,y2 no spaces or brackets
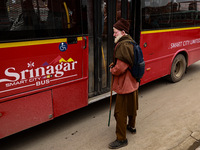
1,61,200,150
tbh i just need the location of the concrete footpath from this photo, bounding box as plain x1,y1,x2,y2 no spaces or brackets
128,61,200,150
1,61,200,150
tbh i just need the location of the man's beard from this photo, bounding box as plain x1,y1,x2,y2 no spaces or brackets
114,34,123,43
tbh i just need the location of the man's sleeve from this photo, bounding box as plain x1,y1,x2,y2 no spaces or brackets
110,59,129,76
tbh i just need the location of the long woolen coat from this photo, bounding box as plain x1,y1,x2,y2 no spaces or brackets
110,35,139,94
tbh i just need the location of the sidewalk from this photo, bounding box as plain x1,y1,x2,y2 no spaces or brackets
172,132,200,150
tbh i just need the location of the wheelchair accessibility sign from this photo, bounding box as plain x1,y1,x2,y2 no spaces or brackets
59,42,68,52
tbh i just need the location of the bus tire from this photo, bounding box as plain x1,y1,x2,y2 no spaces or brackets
168,54,186,83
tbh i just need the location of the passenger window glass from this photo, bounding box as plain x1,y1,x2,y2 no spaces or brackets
196,0,200,25
0,0,83,42
116,0,121,21
172,0,195,27
142,0,172,30
142,0,196,30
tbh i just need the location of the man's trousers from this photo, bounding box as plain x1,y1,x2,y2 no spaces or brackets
114,90,138,140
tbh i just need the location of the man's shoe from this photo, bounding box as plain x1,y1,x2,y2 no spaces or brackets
127,125,136,134
109,139,128,149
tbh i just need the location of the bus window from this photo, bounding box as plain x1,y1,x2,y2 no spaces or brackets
142,0,172,30
196,1,200,25
45,0,82,36
142,0,198,30
172,0,195,27
116,0,121,20
0,0,10,31
0,0,83,42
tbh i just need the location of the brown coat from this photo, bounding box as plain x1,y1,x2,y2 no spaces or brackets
110,59,139,94
114,35,135,67
111,35,139,94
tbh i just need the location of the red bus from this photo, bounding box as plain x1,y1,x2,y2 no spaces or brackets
1,0,200,139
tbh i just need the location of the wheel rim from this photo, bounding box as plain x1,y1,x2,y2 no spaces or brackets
173,58,184,79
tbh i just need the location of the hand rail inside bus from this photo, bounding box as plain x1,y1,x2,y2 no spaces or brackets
63,2,71,29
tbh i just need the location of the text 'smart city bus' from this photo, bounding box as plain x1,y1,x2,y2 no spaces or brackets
1,0,200,139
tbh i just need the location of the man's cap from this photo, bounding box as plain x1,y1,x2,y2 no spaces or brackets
113,18,130,34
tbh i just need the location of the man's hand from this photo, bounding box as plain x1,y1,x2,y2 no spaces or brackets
109,62,114,68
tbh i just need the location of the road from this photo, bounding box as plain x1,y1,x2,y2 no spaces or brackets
1,61,200,150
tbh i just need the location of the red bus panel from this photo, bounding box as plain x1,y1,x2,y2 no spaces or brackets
0,38,85,100
52,78,88,117
0,37,89,139
140,27,200,85
0,90,53,139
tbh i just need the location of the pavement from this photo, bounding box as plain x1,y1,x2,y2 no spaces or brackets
195,146,200,150
129,61,200,150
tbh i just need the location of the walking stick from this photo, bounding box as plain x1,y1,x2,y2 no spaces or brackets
108,75,114,127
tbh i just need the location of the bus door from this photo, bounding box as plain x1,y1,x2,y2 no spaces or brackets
88,0,137,99
88,0,114,98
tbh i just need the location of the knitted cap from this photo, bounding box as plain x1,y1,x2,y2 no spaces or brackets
113,18,130,34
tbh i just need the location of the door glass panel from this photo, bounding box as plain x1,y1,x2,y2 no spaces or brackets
116,0,121,20
116,0,132,29
127,0,132,20
102,0,108,89
87,0,94,96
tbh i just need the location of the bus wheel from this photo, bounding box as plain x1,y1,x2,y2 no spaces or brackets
168,54,186,83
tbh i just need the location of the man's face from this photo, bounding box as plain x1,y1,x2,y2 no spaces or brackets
113,28,123,43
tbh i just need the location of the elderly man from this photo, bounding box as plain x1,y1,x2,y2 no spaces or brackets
109,18,139,149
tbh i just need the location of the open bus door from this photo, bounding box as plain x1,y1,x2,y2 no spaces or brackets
88,0,140,101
